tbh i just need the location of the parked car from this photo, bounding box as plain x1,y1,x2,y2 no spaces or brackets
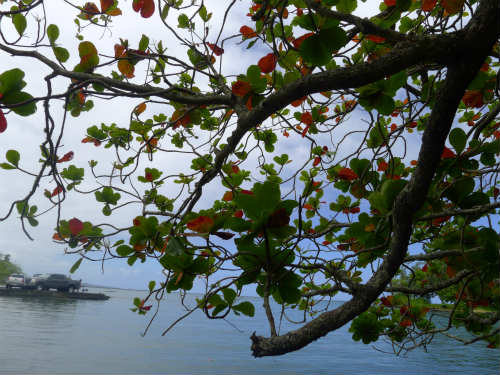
6,274,30,288
30,273,48,285
34,274,81,292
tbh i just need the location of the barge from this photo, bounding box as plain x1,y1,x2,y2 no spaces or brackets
0,287,110,300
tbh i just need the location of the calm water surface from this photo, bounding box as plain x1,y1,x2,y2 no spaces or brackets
0,288,498,374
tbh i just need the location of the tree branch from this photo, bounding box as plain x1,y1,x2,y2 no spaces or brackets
385,270,474,295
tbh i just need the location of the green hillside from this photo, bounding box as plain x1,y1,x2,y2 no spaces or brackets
0,254,22,283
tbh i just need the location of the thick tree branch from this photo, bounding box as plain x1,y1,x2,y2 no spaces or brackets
304,0,407,44
404,247,483,262
385,270,475,295
0,45,232,107
416,202,500,221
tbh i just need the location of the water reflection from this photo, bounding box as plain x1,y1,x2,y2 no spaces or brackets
0,290,498,374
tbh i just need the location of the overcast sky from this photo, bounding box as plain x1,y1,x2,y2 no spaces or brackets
0,0,420,294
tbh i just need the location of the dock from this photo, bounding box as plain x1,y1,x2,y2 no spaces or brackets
0,287,110,300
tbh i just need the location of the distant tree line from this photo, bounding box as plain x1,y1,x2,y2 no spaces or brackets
0,253,22,283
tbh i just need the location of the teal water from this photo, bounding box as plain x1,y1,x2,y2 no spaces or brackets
0,288,498,374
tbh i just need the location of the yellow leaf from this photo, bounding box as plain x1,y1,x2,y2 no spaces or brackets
364,223,375,232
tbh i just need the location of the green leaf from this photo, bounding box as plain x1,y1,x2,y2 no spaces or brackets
102,204,112,216
148,280,156,292
349,158,370,178
95,186,121,205
70,258,83,273
443,177,474,205
127,255,138,266
76,41,99,71
0,68,26,95
246,65,267,93
139,34,149,52
12,14,27,36
373,94,395,115
27,217,39,227
53,47,70,62
116,245,134,256
449,128,467,154
6,150,20,166
222,288,237,305
178,13,190,28
299,27,346,66
0,163,16,170
336,0,357,13
232,301,255,317
61,165,84,181
199,5,211,22
47,24,59,43
2,91,36,116
165,236,184,256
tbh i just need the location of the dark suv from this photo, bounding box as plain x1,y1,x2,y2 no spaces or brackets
35,274,81,292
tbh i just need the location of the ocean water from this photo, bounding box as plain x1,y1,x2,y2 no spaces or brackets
0,288,498,374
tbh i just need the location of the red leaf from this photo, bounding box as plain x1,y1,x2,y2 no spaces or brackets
365,34,386,43
132,0,143,12
241,189,253,195
381,296,393,307
441,0,465,15
384,0,396,6
51,185,63,197
258,53,277,73
231,80,252,97
300,112,313,126
432,215,450,226
349,206,360,214
187,216,214,233
312,156,321,167
222,191,233,201
114,44,126,58
0,109,7,133
57,151,74,163
233,210,244,218
399,319,412,327
140,0,155,18
267,208,290,228
207,43,224,56
421,0,437,11
68,218,84,236
422,264,429,272
118,59,135,78
462,90,484,108
303,204,314,210
145,171,153,182
338,168,358,181
441,146,456,159
291,97,306,107
377,160,388,171
292,32,314,49
301,125,310,137
100,0,113,12
446,266,456,278
240,25,257,39
82,2,100,19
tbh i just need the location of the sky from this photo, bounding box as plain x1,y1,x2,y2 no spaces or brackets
0,0,419,295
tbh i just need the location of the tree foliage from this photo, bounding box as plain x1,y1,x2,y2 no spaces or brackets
0,253,22,282
0,0,499,356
